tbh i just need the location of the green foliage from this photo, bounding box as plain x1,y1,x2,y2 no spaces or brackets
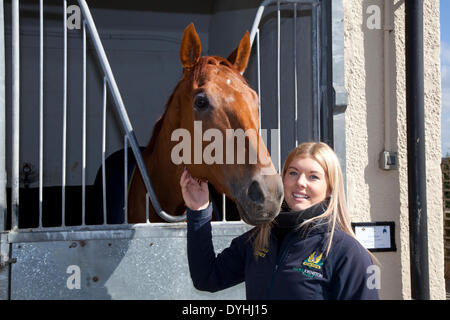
443,158,450,210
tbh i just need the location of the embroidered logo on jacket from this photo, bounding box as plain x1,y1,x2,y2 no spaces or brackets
256,248,269,258
302,251,324,270
292,251,325,279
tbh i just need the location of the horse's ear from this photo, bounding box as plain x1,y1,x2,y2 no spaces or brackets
180,23,202,69
227,31,251,73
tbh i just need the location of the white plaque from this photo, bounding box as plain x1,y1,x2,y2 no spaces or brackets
353,223,395,251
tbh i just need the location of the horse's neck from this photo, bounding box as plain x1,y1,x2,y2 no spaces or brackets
145,102,184,214
148,125,176,172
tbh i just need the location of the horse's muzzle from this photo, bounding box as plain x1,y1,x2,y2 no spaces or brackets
232,173,283,226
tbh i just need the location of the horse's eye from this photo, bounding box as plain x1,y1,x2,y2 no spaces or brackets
194,94,209,110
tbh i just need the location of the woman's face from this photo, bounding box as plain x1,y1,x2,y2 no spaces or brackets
283,156,329,211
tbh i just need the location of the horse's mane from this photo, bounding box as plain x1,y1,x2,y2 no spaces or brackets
146,56,249,153
146,115,165,153
146,81,182,153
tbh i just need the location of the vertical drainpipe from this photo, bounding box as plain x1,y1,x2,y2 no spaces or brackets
405,0,430,300
0,0,6,231
321,0,333,148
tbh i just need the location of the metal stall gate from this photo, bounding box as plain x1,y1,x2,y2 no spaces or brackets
0,0,334,299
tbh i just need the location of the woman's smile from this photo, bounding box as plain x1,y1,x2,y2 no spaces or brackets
292,192,310,201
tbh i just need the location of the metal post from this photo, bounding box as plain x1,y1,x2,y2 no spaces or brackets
82,19,87,226
249,3,266,47
102,79,107,225
320,0,333,147
316,2,322,142
311,3,319,141
405,0,430,300
38,0,44,228
61,0,68,227
123,135,128,224
145,193,149,224
222,194,226,222
293,2,298,147
11,0,20,230
256,28,261,134
0,0,6,231
276,0,281,171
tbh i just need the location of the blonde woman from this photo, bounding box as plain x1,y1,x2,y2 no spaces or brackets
181,142,379,300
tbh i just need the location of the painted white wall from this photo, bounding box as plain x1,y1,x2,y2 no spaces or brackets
343,0,444,299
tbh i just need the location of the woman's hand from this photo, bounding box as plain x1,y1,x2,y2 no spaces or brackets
180,167,210,211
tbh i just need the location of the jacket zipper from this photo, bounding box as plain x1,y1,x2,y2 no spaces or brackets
267,233,296,299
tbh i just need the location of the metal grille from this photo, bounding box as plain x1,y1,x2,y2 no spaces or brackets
2,0,327,232
5,0,186,232
249,0,322,169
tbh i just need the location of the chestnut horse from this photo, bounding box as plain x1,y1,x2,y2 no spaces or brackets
127,23,283,225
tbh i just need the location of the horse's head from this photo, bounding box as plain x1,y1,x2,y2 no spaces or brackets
174,23,283,225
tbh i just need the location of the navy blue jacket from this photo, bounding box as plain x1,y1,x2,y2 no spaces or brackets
186,203,379,300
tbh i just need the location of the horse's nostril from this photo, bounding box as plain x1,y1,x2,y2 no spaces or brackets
248,181,265,205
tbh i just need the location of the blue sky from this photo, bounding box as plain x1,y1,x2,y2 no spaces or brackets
441,0,450,156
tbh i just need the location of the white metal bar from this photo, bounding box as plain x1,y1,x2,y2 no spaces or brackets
81,20,87,226
145,193,149,224
293,3,298,147
0,0,7,231
124,135,128,224
11,0,20,230
61,0,67,226
311,3,319,141
257,28,261,134
102,79,107,225
316,3,321,141
249,4,265,48
276,0,281,172
222,194,226,222
38,0,44,228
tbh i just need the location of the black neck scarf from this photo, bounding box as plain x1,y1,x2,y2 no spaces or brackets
273,198,330,245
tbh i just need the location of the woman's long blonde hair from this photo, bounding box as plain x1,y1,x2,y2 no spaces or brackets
253,142,377,263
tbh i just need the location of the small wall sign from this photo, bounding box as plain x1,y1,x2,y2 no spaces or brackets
351,221,396,252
